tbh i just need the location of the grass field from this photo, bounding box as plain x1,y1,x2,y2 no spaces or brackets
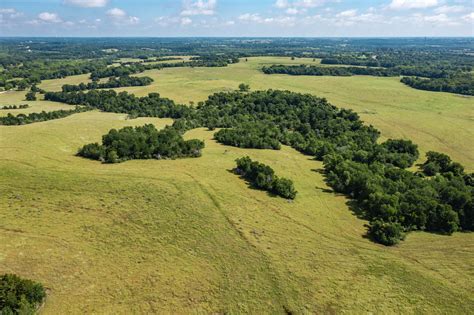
1,57,473,313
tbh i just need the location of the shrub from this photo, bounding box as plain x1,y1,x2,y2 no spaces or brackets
368,220,405,246
0,274,46,314
235,156,297,199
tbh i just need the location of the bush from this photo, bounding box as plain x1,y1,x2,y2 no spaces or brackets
368,220,405,246
235,156,297,199
78,124,204,163
0,274,46,314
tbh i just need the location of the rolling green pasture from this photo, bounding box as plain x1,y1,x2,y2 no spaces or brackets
1,56,473,313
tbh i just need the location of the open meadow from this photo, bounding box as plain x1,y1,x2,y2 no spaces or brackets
1,56,473,313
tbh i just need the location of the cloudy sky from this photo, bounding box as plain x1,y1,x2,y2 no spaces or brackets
0,0,473,37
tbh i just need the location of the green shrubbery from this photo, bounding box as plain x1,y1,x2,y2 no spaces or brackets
235,156,297,199
61,75,153,92
78,124,204,163
0,106,90,125
0,274,46,314
214,122,281,150
0,105,29,110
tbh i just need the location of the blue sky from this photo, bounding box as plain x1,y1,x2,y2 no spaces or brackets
0,0,473,36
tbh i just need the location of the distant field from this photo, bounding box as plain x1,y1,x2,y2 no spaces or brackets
0,91,73,117
1,56,473,313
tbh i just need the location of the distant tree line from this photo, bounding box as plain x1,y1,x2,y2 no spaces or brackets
61,75,153,92
0,274,46,314
401,75,474,96
0,59,110,91
1,104,29,110
90,55,239,79
44,90,193,119
78,124,204,163
235,156,297,199
263,65,474,95
44,89,473,244
262,64,460,78
0,106,90,125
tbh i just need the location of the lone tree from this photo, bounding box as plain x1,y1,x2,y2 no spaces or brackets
238,83,250,92
25,91,37,101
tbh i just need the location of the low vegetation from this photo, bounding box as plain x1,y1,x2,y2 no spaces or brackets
0,106,90,125
235,156,297,199
1,104,29,110
401,75,474,96
61,75,153,92
78,124,204,163
263,64,474,95
0,274,46,314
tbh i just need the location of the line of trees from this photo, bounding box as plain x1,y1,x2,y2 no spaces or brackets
0,106,90,125
235,156,297,199
90,55,239,79
263,65,474,95
78,124,204,163
44,90,193,119
0,274,46,314
401,75,474,96
262,64,459,78
61,75,153,92
1,104,29,110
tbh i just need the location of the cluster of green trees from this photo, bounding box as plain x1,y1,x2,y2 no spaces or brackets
324,151,473,245
214,122,281,150
235,156,297,199
0,106,90,125
0,104,29,110
44,90,192,119
78,124,204,163
61,75,153,92
0,59,110,91
401,75,474,96
45,88,473,244
0,274,46,314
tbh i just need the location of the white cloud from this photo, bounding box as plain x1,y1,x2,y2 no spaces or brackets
181,0,217,16
107,8,126,18
239,13,263,23
181,17,193,25
337,9,357,18
275,0,289,8
64,0,108,8
275,0,329,9
462,12,474,21
106,8,139,24
238,13,295,25
38,12,62,23
434,5,466,14
0,8,16,14
423,13,450,22
389,0,438,10
0,8,23,20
